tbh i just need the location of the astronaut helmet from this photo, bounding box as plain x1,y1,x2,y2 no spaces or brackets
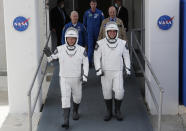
105,22,119,44
65,27,78,50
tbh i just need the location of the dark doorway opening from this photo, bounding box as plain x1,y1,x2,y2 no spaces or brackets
76,0,113,22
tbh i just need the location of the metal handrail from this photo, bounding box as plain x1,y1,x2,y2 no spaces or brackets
27,33,51,96
130,31,164,131
0,71,7,76
27,32,51,131
128,28,145,32
133,34,161,87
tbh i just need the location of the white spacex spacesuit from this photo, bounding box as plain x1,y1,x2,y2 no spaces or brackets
44,27,89,128
49,28,89,108
94,22,131,121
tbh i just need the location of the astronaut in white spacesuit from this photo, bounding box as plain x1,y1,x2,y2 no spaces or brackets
43,27,89,129
94,22,131,121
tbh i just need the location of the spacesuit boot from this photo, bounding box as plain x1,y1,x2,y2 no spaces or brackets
114,99,123,121
62,108,70,129
72,102,80,120
104,99,112,121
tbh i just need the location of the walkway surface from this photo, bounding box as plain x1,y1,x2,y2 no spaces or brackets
37,63,153,131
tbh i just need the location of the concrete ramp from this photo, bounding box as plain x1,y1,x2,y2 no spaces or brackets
37,63,153,131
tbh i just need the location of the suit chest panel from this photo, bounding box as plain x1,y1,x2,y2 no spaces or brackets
102,44,123,59
58,48,83,66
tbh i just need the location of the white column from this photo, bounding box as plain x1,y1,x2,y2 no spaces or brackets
145,0,179,114
0,0,7,91
3,0,42,113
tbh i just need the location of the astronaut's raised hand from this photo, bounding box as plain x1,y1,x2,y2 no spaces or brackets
43,46,52,57
96,68,104,76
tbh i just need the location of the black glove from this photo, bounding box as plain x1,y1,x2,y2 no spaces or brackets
82,80,87,87
43,46,52,57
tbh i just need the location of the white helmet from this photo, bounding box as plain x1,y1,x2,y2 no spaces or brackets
105,22,119,44
65,27,78,49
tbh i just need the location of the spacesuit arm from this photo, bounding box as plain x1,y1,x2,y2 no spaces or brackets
122,41,131,74
82,49,89,82
94,43,102,75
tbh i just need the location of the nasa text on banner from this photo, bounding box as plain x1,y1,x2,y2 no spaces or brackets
13,16,30,32
157,15,174,30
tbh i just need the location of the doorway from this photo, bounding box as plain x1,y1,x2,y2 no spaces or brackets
76,0,113,22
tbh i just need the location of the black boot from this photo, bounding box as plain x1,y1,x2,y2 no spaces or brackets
62,108,70,129
104,99,112,121
114,99,123,121
72,102,80,120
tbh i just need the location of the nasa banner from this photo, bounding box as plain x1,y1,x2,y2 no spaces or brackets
157,15,174,30
13,16,30,32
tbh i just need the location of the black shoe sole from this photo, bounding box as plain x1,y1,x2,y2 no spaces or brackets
72,117,79,120
72,112,79,120
104,115,112,121
61,124,69,129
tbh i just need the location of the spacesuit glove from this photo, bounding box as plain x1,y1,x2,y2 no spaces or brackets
43,46,52,57
126,68,131,75
82,75,88,82
47,56,53,63
81,75,88,87
96,68,104,76
81,75,87,87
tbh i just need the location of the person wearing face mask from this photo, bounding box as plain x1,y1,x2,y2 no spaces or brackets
43,27,89,129
114,0,128,32
98,6,127,41
62,11,88,48
50,0,70,47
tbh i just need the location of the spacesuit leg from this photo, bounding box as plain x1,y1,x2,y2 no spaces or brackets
60,77,72,108
61,108,70,129
101,71,113,100
60,77,71,128
71,78,82,120
101,71,113,121
113,71,124,121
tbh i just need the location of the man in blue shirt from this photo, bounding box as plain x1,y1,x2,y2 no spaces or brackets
83,0,104,66
62,11,87,47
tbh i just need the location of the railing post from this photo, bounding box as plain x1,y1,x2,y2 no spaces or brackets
131,31,164,131
130,31,133,63
158,90,163,131
28,95,32,131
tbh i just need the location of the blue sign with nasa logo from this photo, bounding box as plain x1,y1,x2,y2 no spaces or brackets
157,15,174,30
13,16,30,32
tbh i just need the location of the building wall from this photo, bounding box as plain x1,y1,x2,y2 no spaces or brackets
3,0,43,113
0,0,7,91
145,0,179,115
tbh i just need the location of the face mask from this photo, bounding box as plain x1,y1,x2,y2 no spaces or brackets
60,4,64,8
115,3,118,8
